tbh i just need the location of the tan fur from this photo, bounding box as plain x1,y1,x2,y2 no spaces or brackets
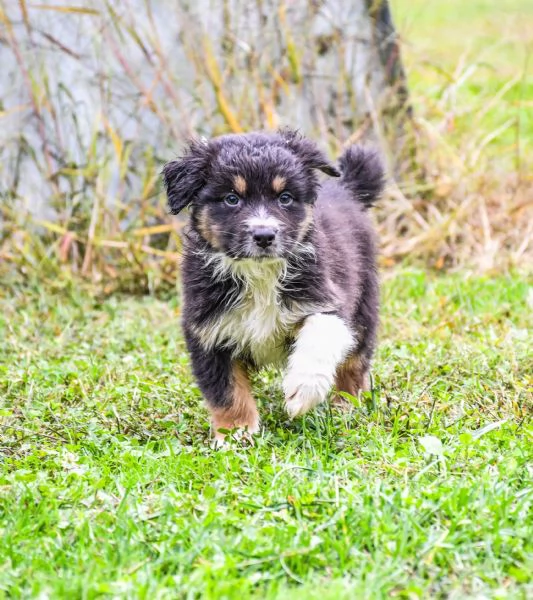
197,207,220,249
272,175,287,193
334,354,369,398
233,175,247,196
210,363,259,441
297,205,314,242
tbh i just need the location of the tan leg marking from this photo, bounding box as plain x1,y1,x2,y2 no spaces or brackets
272,175,287,194
297,205,314,241
210,363,259,442
333,354,369,409
233,175,247,196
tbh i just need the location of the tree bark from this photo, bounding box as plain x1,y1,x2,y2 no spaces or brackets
179,0,412,169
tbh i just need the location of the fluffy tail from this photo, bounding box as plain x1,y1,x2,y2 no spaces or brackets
338,146,385,208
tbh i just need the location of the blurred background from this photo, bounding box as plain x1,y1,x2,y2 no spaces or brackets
1,0,531,293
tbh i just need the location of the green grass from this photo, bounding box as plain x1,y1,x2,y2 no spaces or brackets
0,270,531,598
394,0,533,161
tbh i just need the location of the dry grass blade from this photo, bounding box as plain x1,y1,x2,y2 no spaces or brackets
28,4,100,15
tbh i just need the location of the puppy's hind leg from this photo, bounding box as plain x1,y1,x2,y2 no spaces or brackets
333,353,371,410
283,313,354,418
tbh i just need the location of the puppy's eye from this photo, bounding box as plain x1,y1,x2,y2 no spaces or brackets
224,193,241,207
278,192,294,206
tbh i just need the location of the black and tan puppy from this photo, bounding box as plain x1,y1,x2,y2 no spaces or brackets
163,129,384,442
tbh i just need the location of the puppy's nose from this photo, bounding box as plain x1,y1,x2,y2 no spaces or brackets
252,226,277,248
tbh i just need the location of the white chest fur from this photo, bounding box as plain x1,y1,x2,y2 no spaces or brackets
193,255,320,365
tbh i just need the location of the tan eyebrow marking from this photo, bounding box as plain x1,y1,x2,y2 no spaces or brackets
272,175,287,194
233,175,247,196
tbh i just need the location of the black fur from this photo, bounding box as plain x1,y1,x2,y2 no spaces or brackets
338,146,385,208
163,129,385,428
183,326,235,409
163,139,210,215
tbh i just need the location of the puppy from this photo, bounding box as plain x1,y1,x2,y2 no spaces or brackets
163,129,384,442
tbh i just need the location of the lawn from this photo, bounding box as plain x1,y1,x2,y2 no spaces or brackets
1,1,532,597
394,0,533,167
0,270,531,598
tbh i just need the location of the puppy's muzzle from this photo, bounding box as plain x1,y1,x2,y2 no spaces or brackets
252,226,278,249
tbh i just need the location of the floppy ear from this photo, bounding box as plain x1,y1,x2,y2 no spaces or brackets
162,140,210,214
279,128,341,177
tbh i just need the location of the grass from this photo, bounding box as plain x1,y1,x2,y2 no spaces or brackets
1,270,531,598
1,1,532,597
394,0,533,162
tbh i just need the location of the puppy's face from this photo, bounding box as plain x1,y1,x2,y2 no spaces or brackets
163,130,340,260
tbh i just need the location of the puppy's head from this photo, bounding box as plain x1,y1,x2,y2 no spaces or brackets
163,129,340,260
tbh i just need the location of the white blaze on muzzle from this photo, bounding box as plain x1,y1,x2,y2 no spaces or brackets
245,206,281,232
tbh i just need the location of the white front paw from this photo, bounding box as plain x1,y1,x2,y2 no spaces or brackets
283,369,333,418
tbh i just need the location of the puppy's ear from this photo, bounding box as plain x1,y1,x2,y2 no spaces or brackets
163,140,210,214
279,128,341,177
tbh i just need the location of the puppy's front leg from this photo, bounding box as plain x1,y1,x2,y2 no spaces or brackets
184,331,259,442
283,313,354,418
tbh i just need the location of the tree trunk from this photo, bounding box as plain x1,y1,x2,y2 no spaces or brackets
0,0,412,222
179,0,412,170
